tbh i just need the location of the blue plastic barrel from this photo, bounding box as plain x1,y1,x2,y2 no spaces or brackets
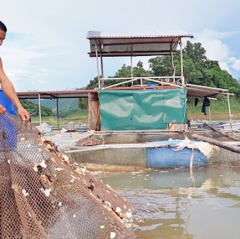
0,89,17,115
146,147,206,168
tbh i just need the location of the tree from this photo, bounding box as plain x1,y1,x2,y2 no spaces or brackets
149,56,172,76
86,76,99,90
85,61,152,90
78,98,88,109
148,41,240,100
183,41,207,65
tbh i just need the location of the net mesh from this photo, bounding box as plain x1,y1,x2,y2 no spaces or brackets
0,113,137,239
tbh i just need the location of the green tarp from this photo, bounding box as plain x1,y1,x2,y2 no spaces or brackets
99,88,187,130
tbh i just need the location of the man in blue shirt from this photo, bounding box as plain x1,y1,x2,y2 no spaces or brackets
0,20,30,121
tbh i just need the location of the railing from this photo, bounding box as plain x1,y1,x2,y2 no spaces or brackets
99,76,184,89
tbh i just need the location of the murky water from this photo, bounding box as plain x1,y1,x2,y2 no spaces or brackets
98,168,240,239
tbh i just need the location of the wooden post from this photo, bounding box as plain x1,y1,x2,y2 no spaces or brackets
88,92,100,131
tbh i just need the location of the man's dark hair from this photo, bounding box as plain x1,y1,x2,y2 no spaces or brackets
0,21,7,32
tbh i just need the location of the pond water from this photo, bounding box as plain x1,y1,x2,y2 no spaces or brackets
98,167,240,239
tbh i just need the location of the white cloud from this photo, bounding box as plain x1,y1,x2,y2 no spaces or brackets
194,29,230,61
229,57,240,71
1,45,42,84
194,29,240,78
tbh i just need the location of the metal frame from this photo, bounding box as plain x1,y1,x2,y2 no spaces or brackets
87,32,235,130
87,33,194,90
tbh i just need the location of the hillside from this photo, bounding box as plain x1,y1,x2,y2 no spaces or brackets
30,98,78,116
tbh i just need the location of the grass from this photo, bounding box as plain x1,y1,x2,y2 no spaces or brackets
187,97,240,121
31,109,88,127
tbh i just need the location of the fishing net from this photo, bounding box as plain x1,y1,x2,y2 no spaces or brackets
0,113,137,239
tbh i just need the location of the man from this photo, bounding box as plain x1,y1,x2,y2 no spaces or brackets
0,20,30,121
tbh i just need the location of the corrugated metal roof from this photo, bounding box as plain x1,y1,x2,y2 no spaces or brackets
17,90,98,99
186,84,229,97
87,31,193,39
87,31,194,57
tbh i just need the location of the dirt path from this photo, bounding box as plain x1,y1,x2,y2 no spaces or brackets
188,113,240,121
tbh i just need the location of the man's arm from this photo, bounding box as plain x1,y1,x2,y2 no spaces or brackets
0,57,30,120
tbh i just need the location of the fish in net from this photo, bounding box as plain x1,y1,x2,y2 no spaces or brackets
0,113,138,239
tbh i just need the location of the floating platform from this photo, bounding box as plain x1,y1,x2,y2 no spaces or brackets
66,139,211,169
52,130,240,170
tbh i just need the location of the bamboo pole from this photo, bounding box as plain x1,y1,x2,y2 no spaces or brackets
202,121,239,141
192,133,240,154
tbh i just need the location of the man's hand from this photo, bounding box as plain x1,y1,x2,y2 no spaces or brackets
0,104,6,114
18,107,30,121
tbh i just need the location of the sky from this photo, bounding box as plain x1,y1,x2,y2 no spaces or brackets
0,0,240,92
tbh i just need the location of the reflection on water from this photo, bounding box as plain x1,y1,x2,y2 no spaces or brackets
98,168,240,239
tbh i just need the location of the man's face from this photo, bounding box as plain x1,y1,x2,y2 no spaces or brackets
0,30,6,46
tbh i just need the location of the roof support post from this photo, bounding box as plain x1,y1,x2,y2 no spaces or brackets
130,54,133,85
94,41,101,89
38,94,42,126
100,42,104,80
56,98,59,130
100,54,104,78
227,93,232,129
170,51,175,82
208,106,212,123
180,39,185,86
130,44,134,85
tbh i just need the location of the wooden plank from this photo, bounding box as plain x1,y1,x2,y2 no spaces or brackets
192,133,240,154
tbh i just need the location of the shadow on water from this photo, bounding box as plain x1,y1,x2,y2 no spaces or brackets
99,167,240,239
